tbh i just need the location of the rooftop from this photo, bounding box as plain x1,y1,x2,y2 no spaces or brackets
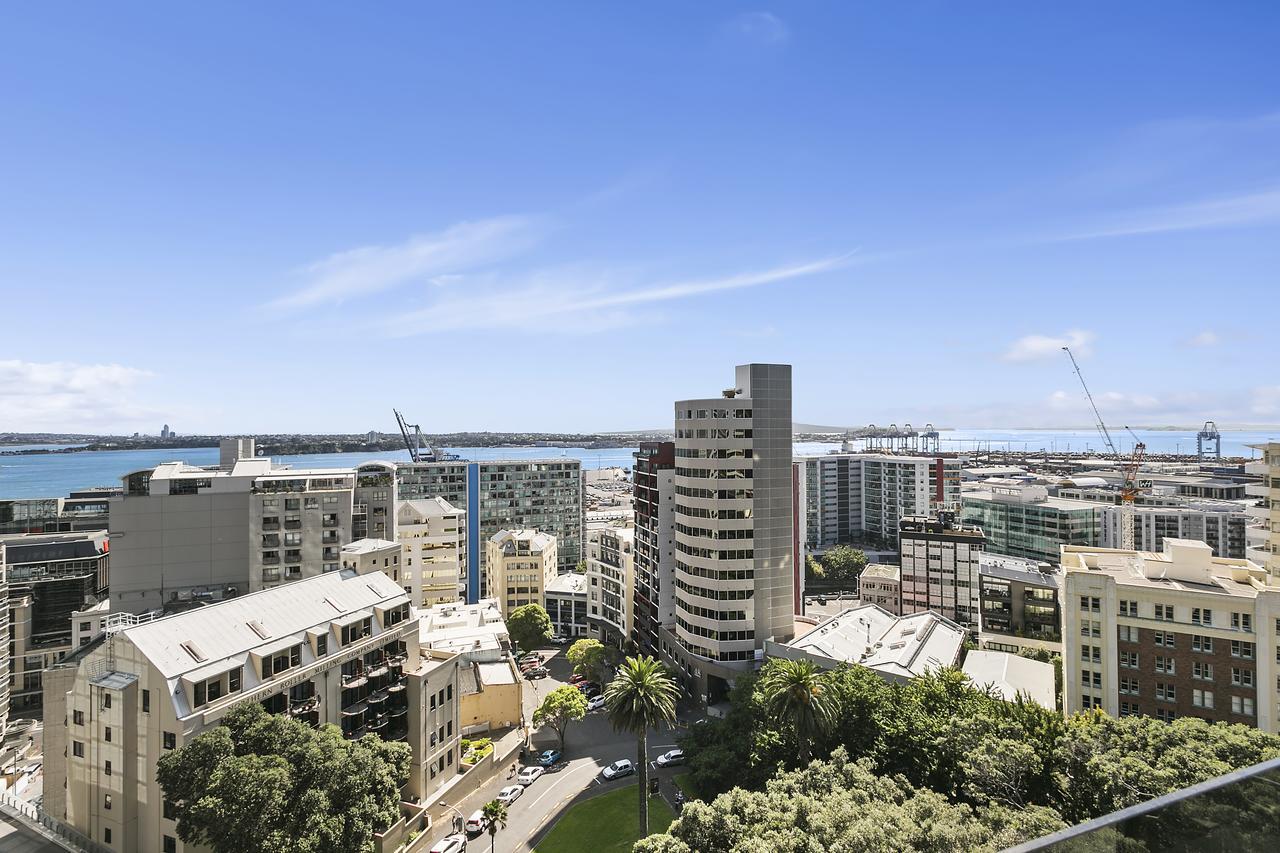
979,553,1059,587
398,497,462,519
860,563,901,581
340,538,399,555
777,604,965,680
1061,539,1272,599
489,528,556,552
546,573,587,595
962,650,1055,709
417,599,509,658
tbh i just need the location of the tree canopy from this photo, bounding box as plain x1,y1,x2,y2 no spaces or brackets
532,684,588,748
506,603,553,651
605,655,680,835
819,545,868,584
566,637,609,681
156,703,411,853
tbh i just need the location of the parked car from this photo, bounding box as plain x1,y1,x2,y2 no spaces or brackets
656,749,685,767
497,784,523,806
568,673,588,685
519,658,543,672
537,749,562,767
428,834,467,853
517,765,544,785
524,666,549,679
550,635,569,645
602,759,634,780
584,683,602,698
465,810,488,835
586,695,607,712
518,652,543,665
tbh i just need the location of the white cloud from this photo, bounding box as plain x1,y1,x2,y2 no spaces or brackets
1186,330,1219,347
1252,386,1280,418
1054,186,1280,242
380,254,852,336
726,11,789,45
0,360,156,431
1001,329,1095,363
266,215,546,309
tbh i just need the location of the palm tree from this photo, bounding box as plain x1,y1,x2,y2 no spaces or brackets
482,799,508,853
759,658,835,763
604,655,679,837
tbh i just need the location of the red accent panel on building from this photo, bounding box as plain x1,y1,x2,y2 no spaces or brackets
935,458,944,504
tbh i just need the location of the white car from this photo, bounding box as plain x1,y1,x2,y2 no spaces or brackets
586,694,607,712
517,765,544,786
465,810,488,835
497,784,523,806
550,635,569,645
656,749,685,767
428,835,467,853
601,759,634,780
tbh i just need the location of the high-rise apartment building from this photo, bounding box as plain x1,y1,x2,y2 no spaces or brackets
42,569,461,853
0,543,10,741
586,524,634,647
0,488,117,535
962,481,1100,564
485,529,557,618
396,498,465,606
663,363,795,702
898,514,986,627
632,442,676,658
977,553,1062,654
1062,539,1278,732
1245,443,1280,578
1100,503,1248,558
796,452,964,553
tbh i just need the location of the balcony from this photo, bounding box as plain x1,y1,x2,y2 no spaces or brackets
284,520,302,530
342,671,368,689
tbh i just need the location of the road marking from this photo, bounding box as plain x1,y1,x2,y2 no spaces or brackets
527,762,596,811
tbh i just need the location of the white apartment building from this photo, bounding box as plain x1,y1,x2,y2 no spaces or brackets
0,543,10,739
665,364,795,702
586,524,634,647
42,569,461,853
396,498,465,606
898,514,986,628
797,452,964,553
1062,539,1279,733
484,529,557,618
545,572,589,639
1245,443,1280,578
1100,502,1249,558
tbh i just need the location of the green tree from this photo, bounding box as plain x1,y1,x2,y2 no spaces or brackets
156,703,410,853
758,658,835,764
482,799,508,853
532,685,588,748
506,603,552,652
821,545,868,585
805,554,824,579
566,637,609,681
603,655,679,836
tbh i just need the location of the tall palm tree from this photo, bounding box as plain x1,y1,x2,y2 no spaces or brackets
482,799,508,853
760,658,835,763
604,655,680,837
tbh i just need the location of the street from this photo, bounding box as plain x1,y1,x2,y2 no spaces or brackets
426,650,689,853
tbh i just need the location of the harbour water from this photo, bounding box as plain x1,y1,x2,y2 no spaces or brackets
1,429,1274,500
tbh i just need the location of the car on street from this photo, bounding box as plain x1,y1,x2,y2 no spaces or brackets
497,784,523,806
524,666,549,679
550,635,569,645
537,749,562,767
656,749,685,767
602,759,635,780
428,834,467,853
584,683,602,698
465,810,488,835
518,652,543,664
517,765,544,785
568,673,587,685
586,694,607,712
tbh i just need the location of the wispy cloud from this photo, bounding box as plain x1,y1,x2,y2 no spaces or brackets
266,215,546,309
1052,185,1280,242
726,11,789,45
0,360,156,431
1185,330,1219,347
1001,329,1095,363
381,253,853,336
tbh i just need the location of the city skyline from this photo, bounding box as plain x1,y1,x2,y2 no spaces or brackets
3,3,1278,433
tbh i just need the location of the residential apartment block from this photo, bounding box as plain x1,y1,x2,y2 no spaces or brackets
0,543,10,739
484,529,557,618
663,363,795,702
857,563,901,614
1245,443,1280,578
42,569,461,853
1062,539,1279,733
632,442,676,659
898,514,986,627
1100,502,1249,558
977,553,1062,654
396,498,465,606
0,488,116,535
545,572,588,639
962,481,1100,564
586,524,634,647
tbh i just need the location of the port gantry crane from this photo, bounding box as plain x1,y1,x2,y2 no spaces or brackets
1062,347,1146,551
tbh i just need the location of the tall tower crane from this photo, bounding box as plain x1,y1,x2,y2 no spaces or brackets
1062,347,1145,550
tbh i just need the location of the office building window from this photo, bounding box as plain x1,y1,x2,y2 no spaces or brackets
73,741,84,758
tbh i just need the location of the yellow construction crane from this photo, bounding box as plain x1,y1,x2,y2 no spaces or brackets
1062,347,1145,550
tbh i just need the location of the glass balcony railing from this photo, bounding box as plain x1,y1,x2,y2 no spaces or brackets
1005,755,1280,852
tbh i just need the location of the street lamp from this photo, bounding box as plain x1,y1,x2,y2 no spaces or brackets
436,801,466,835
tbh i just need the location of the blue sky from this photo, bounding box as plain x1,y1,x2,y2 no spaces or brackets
2,2,1278,433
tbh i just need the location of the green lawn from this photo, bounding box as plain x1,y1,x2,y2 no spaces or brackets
534,785,675,853
672,773,703,801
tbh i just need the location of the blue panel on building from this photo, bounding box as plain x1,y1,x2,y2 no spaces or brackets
466,462,480,603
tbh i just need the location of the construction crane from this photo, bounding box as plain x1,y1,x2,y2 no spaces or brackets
1062,347,1145,550
393,409,456,463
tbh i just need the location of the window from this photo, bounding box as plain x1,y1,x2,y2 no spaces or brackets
1232,695,1256,716
229,667,242,693
104,726,112,743
1156,708,1176,722
1232,667,1254,688
1119,677,1139,695
1120,651,1139,669
1192,635,1214,653
72,741,84,758
1154,604,1174,621
105,829,112,845
1193,661,1214,681
104,794,112,810
1193,689,1214,709
1120,701,1139,717
316,634,328,657
102,691,112,709
1154,631,1175,648
73,709,84,725
164,836,177,853
164,800,177,820
1192,608,1213,626
1156,656,1175,675
104,760,112,776
193,680,206,708
1118,625,1138,643
163,731,176,750
1080,596,1100,612
1080,620,1101,638
1232,640,1255,660
1156,683,1176,702
1231,612,1253,631
1119,599,1136,616
142,689,150,713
